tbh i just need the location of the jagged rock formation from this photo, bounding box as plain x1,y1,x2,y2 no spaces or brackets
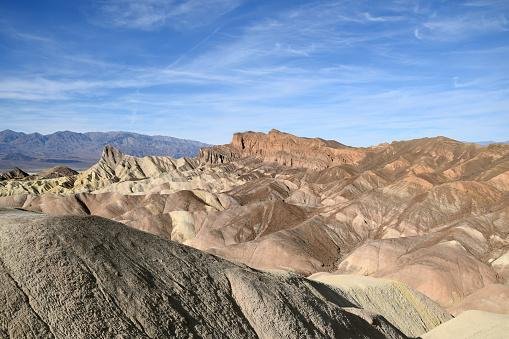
203,129,366,169
0,209,416,338
0,146,246,197
0,167,28,181
1,129,508,317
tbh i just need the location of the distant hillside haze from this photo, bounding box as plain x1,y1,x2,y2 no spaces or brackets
0,130,210,171
475,140,509,146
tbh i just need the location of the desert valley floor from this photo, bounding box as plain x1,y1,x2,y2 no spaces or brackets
1,129,508,338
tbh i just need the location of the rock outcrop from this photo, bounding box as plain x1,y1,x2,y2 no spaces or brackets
308,273,452,337
0,209,414,338
0,146,246,197
202,129,366,169
0,167,29,181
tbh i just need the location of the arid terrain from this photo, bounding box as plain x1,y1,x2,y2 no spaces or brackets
1,129,508,338
0,130,208,171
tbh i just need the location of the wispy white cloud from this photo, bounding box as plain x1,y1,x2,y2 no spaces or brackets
0,60,409,102
413,28,422,40
92,0,244,30
3,80,508,145
462,0,509,8
11,31,53,43
184,2,413,71
1,0,508,144
0,21,54,44
362,12,404,23
414,13,508,41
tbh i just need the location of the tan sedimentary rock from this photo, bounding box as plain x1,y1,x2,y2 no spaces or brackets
0,209,409,338
335,234,500,310
308,273,452,337
448,283,509,315
1,130,508,318
422,310,509,339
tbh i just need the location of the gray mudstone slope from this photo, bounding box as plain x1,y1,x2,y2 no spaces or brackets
0,209,406,339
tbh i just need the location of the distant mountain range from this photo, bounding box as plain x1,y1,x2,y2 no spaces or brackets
0,130,209,171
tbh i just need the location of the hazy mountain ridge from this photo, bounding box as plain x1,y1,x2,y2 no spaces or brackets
0,130,210,171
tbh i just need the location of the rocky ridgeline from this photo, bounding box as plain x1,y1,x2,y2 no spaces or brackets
0,167,29,181
202,129,366,169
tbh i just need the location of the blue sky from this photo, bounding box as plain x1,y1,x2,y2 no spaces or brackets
0,0,508,145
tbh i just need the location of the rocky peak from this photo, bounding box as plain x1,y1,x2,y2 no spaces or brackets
100,145,124,166
0,167,29,181
37,166,78,179
0,129,23,143
199,145,240,164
